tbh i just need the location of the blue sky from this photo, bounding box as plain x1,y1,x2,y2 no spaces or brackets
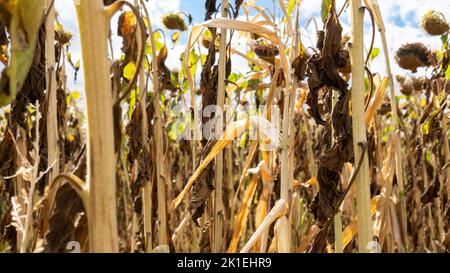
55,0,450,94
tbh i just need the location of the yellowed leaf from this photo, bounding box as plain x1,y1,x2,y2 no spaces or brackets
170,116,280,211
123,61,136,81
0,0,46,106
364,77,388,125
227,175,259,253
342,195,380,250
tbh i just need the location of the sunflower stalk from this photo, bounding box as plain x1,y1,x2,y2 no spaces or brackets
213,0,229,253
43,0,59,234
74,0,118,252
349,0,373,252
363,0,408,252
134,0,153,252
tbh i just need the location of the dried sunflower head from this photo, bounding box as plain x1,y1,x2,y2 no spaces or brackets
200,29,218,51
251,40,279,64
421,10,449,36
162,13,187,31
55,22,72,45
396,75,413,96
395,43,433,72
201,35,211,49
292,53,308,82
411,76,427,91
251,33,261,40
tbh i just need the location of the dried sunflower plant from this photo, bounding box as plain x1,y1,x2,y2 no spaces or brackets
0,0,448,254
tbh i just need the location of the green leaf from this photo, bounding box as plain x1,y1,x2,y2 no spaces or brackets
67,90,80,104
287,0,297,17
178,122,186,135
154,31,164,52
247,50,255,60
321,0,332,23
146,31,164,55
123,61,136,81
167,121,178,140
181,79,189,93
370,47,380,61
128,89,137,119
170,71,179,88
201,54,207,64
171,31,181,45
239,131,248,149
441,33,448,50
421,118,431,135
421,108,440,135
229,72,242,83
71,91,80,100
189,50,199,77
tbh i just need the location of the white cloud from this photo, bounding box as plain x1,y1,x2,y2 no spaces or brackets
145,0,181,27
298,0,450,78
54,0,449,95
53,0,182,93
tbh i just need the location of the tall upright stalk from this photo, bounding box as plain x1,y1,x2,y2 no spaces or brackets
277,0,297,253
75,0,118,252
135,0,152,252
14,127,27,250
43,0,59,233
331,91,343,253
442,114,450,197
364,0,407,248
213,0,228,253
146,6,168,246
279,79,291,253
349,0,373,252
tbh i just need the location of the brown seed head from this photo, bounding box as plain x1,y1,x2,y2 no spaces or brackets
395,43,432,72
162,13,187,31
421,10,449,36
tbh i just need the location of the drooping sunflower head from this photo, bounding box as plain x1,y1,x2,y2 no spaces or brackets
421,10,449,36
395,43,434,73
162,13,187,31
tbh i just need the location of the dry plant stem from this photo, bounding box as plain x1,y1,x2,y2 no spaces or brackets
331,90,343,253
240,199,288,253
364,0,408,250
135,0,152,252
213,0,229,253
279,80,291,253
443,113,450,197
172,213,191,243
286,8,300,252
110,1,146,106
349,0,373,252
44,0,59,224
334,212,343,252
14,127,27,250
75,0,118,252
145,5,168,246
277,0,293,36
20,108,41,253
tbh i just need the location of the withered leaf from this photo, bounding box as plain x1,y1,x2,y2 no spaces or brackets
0,0,46,106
